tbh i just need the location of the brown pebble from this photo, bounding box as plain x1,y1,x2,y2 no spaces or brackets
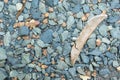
44,12,49,18
49,7,54,12
41,64,48,69
0,19,3,23
22,36,30,40
81,15,87,21
91,70,97,77
62,22,66,27
12,77,17,80
4,0,8,3
96,38,102,46
98,0,101,3
45,73,49,76
17,37,21,40
60,57,65,61
50,73,56,77
27,44,32,48
42,49,47,56
32,34,39,39
43,19,48,24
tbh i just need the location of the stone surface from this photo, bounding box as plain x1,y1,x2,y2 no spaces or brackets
87,38,96,48
10,70,19,77
18,26,29,36
88,49,102,56
102,38,110,44
81,53,89,63
83,4,90,13
67,16,75,29
0,68,7,80
63,42,71,55
99,68,110,77
110,28,120,39
40,29,53,43
39,2,46,13
0,48,7,60
99,24,108,37
4,32,11,46
113,61,119,67
68,68,76,76
16,3,23,11
56,61,68,70
0,1,4,12
61,31,69,42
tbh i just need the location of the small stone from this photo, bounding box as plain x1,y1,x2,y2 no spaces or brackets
113,61,119,67
110,47,118,53
94,56,102,62
77,20,83,30
61,31,69,42
48,7,54,12
116,66,120,72
56,46,62,54
99,43,107,53
44,12,49,18
107,15,120,23
76,12,84,18
37,40,45,48
49,20,57,25
105,52,115,59
88,49,102,56
67,16,75,29
44,77,51,80
99,25,107,37
81,53,89,63
47,47,54,54
92,62,99,67
72,4,81,13
63,42,71,55
0,68,7,80
24,74,31,80
49,12,56,19
16,3,23,11
89,64,94,71
87,38,96,49
98,3,107,11
96,38,102,46
34,45,42,58
4,32,11,46
102,38,110,44
111,77,118,80
56,60,68,70
22,53,31,64
45,0,53,7
18,26,29,36
81,14,87,21
72,29,79,37
43,19,48,24
31,0,39,8
68,68,76,76
83,4,90,13
110,28,120,39
40,29,53,44
18,15,24,21
39,2,46,13
25,2,31,9
0,1,4,12
0,48,7,60
10,70,19,77
77,67,85,75
99,68,110,77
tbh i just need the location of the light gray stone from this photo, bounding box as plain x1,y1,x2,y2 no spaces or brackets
102,38,110,44
0,48,7,60
16,3,23,11
87,38,96,48
0,1,4,12
4,32,11,46
39,2,46,13
67,16,75,29
56,61,68,70
61,31,69,42
10,70,19,77
113,61,119,67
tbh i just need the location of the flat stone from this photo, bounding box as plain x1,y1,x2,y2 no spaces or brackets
102,38,110,44
87,38,96,49
76,12,84,18
0,1,4,12
10,70,19,77
92,62,99,67
0,48,7,60
25,2,31,9
24,74,31,80
8,5,17,14
18,26,29,36
81,53,89,63
16,3,23,11
49,20,57,25
22,53,31,64
77,67,85,75
34,45,42,58
0,68,7,80
67,16,75,29
110,47,118,53
99,24,108,36
40,29,53,44
72,4,81,13
98,3,107,11
105,52,115,59
49,12,56,19
63,42,71,55
83,4,90,13
31,0,39,8
56,46,62,54
99,68,110,77
94,56,102,62
39,2,46,13
44,77,51,80
61,31,69,42
113,61,119,67
68,68,76,76
4,32,11,46
56,60,68,70
99,43,107,53
72,29,79,37
110,28,120,39
88,49,102,56
107,15,120,23
45,0,53,7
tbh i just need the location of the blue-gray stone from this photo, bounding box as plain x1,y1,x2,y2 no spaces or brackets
81,53,89,63
8,5,17,14
103,57,108,65
67,16,75,29
110,1,120,9
88,49,102,56
31,0,39,8
102,38,110,44
99,68,110,77
22,53,31,64
110,28,120,39
4,32,11,46
0,48,7,60
68,68,76,76
77,20,83,30
107,15,120,23
61,31,69,42
98,3,107,11
72,4,81,13
63,42,71,55
56,60,68,70
0,68,7,80
39,2,46,13
83,4,90,13
54,0,59,5
30,9,41,19
49,12,56,19
99,24,108,36
18,26,29,36
10,70,19,77
93,9,102,15
45,0,53,7
91,0,98,4
105,52,115,59
40,29,53,43
87,38,96,49
0,1,4,12
25,2,31,9
94,56,102,62
99,43,107,53
113,60,119,67
77,67,85,75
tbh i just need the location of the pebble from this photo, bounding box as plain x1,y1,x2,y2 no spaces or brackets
67,16,75,29
44,77,51,80
10,70,19,77
16,3,23,11
49,12,56,19
0,1,4,12
72,29,79,37
72,4,81,13
61,31,69,42
76,12,84,18
45,0,53,7
112,61,119,67
83,4,90,13
25,2,31,9
107,15,120,23
18,26,29,36
81,53,89,63
102,38,110,44
99,68,110,77
34,45,42,58
105,52,115,59
98,3,107,11
31,0,39,8
99,43,107,53
99,24,108,36
68,68,76,76
110,27,120,39
0,68,7,80
24,74,31,80
40,29,53,44
88,49,102,56
4,31,11,46
39,2,46,13
8,5,17,14
63,42,71,55
56,60,68,70
77,67,85,75
22,53,31,64
92,62,99,67
94,56,102,62
49,20,57,25
110,47,118,53
18,15,24,21
77,20,83,30
0,48,7,60
87,38,96,49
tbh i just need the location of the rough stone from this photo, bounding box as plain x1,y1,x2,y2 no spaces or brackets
56,61,68,70
77,67,85,75
113,61,119,67
0,68,7,80
16,3,23,11
99,24,108,37
110,28,120,39
63,42,71,55
99,43,107,53
0,1,4,12
88,49,102,56
10,70,19,77
4,32,11,46
0,48,7,60
67,16,75,29
81,53,89,63
87,38,96,48
68,68,76,76
99,68,110,77
39,2,46,13
18,26,29,36
83,4,90,13
61,31,69,42
102,38,110,44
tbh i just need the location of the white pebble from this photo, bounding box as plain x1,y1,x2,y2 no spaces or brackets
16,3,23,11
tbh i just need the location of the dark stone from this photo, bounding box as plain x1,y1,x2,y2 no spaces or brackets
88,49,102,56
45,0,53,7
105,52,115,59
40,29,53,43
18,26,29,36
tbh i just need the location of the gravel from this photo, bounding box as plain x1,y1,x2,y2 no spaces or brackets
0,1,4,12
0,48,7,60
18,26,30,36
16,3,23,11
67,16,75,29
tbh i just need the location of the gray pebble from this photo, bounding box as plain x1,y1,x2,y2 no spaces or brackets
24,74,31,80
112,60,119,67
0,68,7,80
40,29,53,44
0,48,7,60
68,68,76,76
103,57,108,65
107,15,120,23
111,77,118,80
110,28,120,39
0,60,5,67
81,53,89,63
45,0,53,7
92,62,99,67
0,1,4,12
77,67,85,75
102,38,110,44
56,46,62,54
83,4,90,13
17,73,26,80
25,2,31,9
72,4,81,13
61,31,69,42
94,56,102,62
110,47,118,53
99,24,108,36
39,2,46,13
63,42,71,55
67,16,75,29
56,60,68,70
22,53,31,64
99,68,110,77
72,29,79,37
99,43,107,53
65,57,71,66
49,12,56,19
77,20,83,30
87,38,96,49
8,5,17,14
54,0,59,5
47,47,54,54
4,32,11,46
88,49,102,56
34,45,42,58
105,52,115,59
76,12,84,18
18,26,29,36
31,0,39,8
33,27,41,34
49,20,57,25
98,3,107,11
44,77,51,80
10,70,19,77
89,64,94,71
18,15,24,21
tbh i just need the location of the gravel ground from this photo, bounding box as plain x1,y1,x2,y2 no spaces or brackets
0,0,120,80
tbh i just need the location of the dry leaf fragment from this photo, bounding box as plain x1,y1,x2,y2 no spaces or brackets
117,66,120,72
80,75,91,80
71,14,107,65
